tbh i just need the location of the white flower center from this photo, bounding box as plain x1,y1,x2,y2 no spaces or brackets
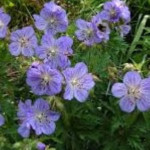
110,9,116,17
128,86,141,100
42,73,51,85
71,78,78,86
0,20,4,28
85,29,93,37
48,46,58,57
19,37,28,47
50,18,55,24
36,112,47,123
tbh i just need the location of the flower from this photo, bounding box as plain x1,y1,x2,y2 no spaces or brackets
26,63,63,96
0,114,5,126
0,10,11,38
36,33,73,69
102,1,121,23
111,71,150,113
17,99,60,137
30,98,60,135
37,142,46,150
63,62,95,102
75,19,99,46
9,26,37,57
33,1,68,35
17,100,33,138
92,13,110,42
117,24,131,37
112,0,131,23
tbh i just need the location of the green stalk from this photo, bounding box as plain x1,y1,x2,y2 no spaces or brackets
127,15,150,59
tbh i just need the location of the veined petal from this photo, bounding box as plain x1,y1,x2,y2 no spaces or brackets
123,71,142,86
140,78,150,96
34,98,49,111
119,96,135,113
9,42,21,56
74,88,89,102
22,47,34,57
33,14,47,31
111,83,127,98
18,124,30,138
0,27,7,38
64,84,74,100
137,95,150,111
49,111,60,121
74,62,88,78
41,122,56,135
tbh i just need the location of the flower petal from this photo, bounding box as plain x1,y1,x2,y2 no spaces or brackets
140,78,150,96
34,98,49,111
33,14,47,31
18,124,30,138
41,122,56,135
22,47,34,57
111,83,127,98
119,96,135,113
0,114,5,126
9,42,21,56
74,88,89,102
137,95,150,111
49,111,60,121
0,27,7,38
123,71,142,86
64,84,74,100
74,62,88,78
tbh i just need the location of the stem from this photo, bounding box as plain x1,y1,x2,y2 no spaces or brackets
127,15,150,59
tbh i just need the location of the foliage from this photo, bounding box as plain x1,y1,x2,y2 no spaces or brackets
0,0,150,150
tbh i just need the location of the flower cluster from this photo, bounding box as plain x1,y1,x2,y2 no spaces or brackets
17,98,60,138
112,71,150,113
24,1,95,102
3,1,95,138
75,0,131,46
0,7,11,38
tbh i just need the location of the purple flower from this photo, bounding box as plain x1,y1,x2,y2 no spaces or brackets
112,0,131,23
0,11,11,38
17,99,60,137
26,63,63,96
75,19,101,46
37,142,46,150
0,114,5,126
102,1,121,23
117,24,131,37
112,71,150,113
92,13,110,42
30,98,60,135
36,33,73,69
63,62,95,102
9,26,37,57
33,2,68,35
17,100,33,138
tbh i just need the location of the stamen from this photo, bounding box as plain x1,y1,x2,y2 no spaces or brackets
42,73,51,85
128,86,141,100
